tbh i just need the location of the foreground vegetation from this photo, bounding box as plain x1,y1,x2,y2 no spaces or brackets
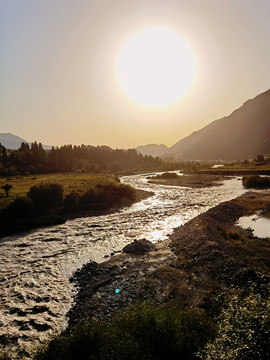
242,175,270,188
202,285,270,360
32,283,269,360
34,303,216,360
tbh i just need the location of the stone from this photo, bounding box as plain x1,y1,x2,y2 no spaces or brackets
122,239,155,255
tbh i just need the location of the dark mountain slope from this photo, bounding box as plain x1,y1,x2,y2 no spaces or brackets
169,89,270,161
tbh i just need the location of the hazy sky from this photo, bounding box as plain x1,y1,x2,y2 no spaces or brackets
1,0,270,149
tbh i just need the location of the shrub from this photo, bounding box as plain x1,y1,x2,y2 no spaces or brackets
80,188,99,204
80,181,136,207
34,303,216,360
202,286,270,360
34,322,104,360
63,192,80,210
107,303,216,360
28,183,63,209
2,196,34,218
157,172,179,179
1,183,12,197
242,175,270,189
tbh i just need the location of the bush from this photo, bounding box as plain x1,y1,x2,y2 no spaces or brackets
107,303,216,360
34,303,216,360
80,180,136,207
157,172,179,179
242,175,270,189
63,192,80,210
202,286,270,360
1,183,12,197
34,321,104,360
3,196,34,218
28,183,64,209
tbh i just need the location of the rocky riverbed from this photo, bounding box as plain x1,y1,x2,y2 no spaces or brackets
68,189,270,328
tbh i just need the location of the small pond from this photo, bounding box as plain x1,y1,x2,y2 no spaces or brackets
237,214,270,238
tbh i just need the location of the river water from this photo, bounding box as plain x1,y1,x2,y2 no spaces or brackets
0,173,245,358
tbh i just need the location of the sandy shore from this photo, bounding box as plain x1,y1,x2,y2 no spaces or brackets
67,189,270,327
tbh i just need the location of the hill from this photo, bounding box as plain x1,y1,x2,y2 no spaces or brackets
138,89,270,161
0,133,51,150
168,89,270,161
0,133,29,150
136,144,169,157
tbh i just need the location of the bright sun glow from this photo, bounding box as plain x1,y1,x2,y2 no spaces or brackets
116,27,197,108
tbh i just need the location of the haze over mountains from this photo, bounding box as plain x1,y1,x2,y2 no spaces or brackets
2,89,270,161
135,144,169,157
0,133,51,150
136,89,270,161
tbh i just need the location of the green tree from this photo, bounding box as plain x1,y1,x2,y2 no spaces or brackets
28,183,63,209
1,184,12,197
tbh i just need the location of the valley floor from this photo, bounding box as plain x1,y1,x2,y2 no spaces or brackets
68,188,270,326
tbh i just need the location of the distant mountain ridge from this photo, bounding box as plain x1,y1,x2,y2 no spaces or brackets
0,133,29,150
138,89,270,161
136,144,169,157
0,133,51,150
3,89,270,160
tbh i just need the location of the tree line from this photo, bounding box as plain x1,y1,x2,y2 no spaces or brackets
0,141,174,175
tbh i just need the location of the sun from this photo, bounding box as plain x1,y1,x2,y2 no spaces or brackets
116,27,197,108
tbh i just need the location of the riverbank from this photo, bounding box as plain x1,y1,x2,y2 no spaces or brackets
0,188,152,238
148,173,227,188
67,189,270,327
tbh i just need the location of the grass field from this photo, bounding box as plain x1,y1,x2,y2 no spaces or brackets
195,162,270,175
0,173,119,211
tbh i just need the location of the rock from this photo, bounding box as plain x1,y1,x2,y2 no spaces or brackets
122,239,155,255
29,320,51,332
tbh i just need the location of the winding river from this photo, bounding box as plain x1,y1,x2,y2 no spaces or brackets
0,173,245,357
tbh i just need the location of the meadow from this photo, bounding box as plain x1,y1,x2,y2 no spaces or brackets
0,173,139,238
0,173,121,211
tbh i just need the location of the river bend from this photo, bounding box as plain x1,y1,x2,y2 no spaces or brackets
0,173,245,357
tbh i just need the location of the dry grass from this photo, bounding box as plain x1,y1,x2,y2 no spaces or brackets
197,162,270,175
0,173,118,211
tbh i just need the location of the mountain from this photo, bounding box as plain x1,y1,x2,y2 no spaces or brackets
0,133,30,150
136,144,169,157
0,133,51,150
138,89,270,161
168,89,270,161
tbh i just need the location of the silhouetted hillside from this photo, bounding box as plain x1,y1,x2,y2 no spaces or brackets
169,89,270,160
136,144,169,157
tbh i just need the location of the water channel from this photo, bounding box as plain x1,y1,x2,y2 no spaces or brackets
0,173,246,357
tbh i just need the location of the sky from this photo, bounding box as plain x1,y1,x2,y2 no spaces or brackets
1,0,270,149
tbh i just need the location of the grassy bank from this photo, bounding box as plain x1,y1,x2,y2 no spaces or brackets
0,174,126,210
192,161,270,176
0,174,148,237
148,172,225,188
